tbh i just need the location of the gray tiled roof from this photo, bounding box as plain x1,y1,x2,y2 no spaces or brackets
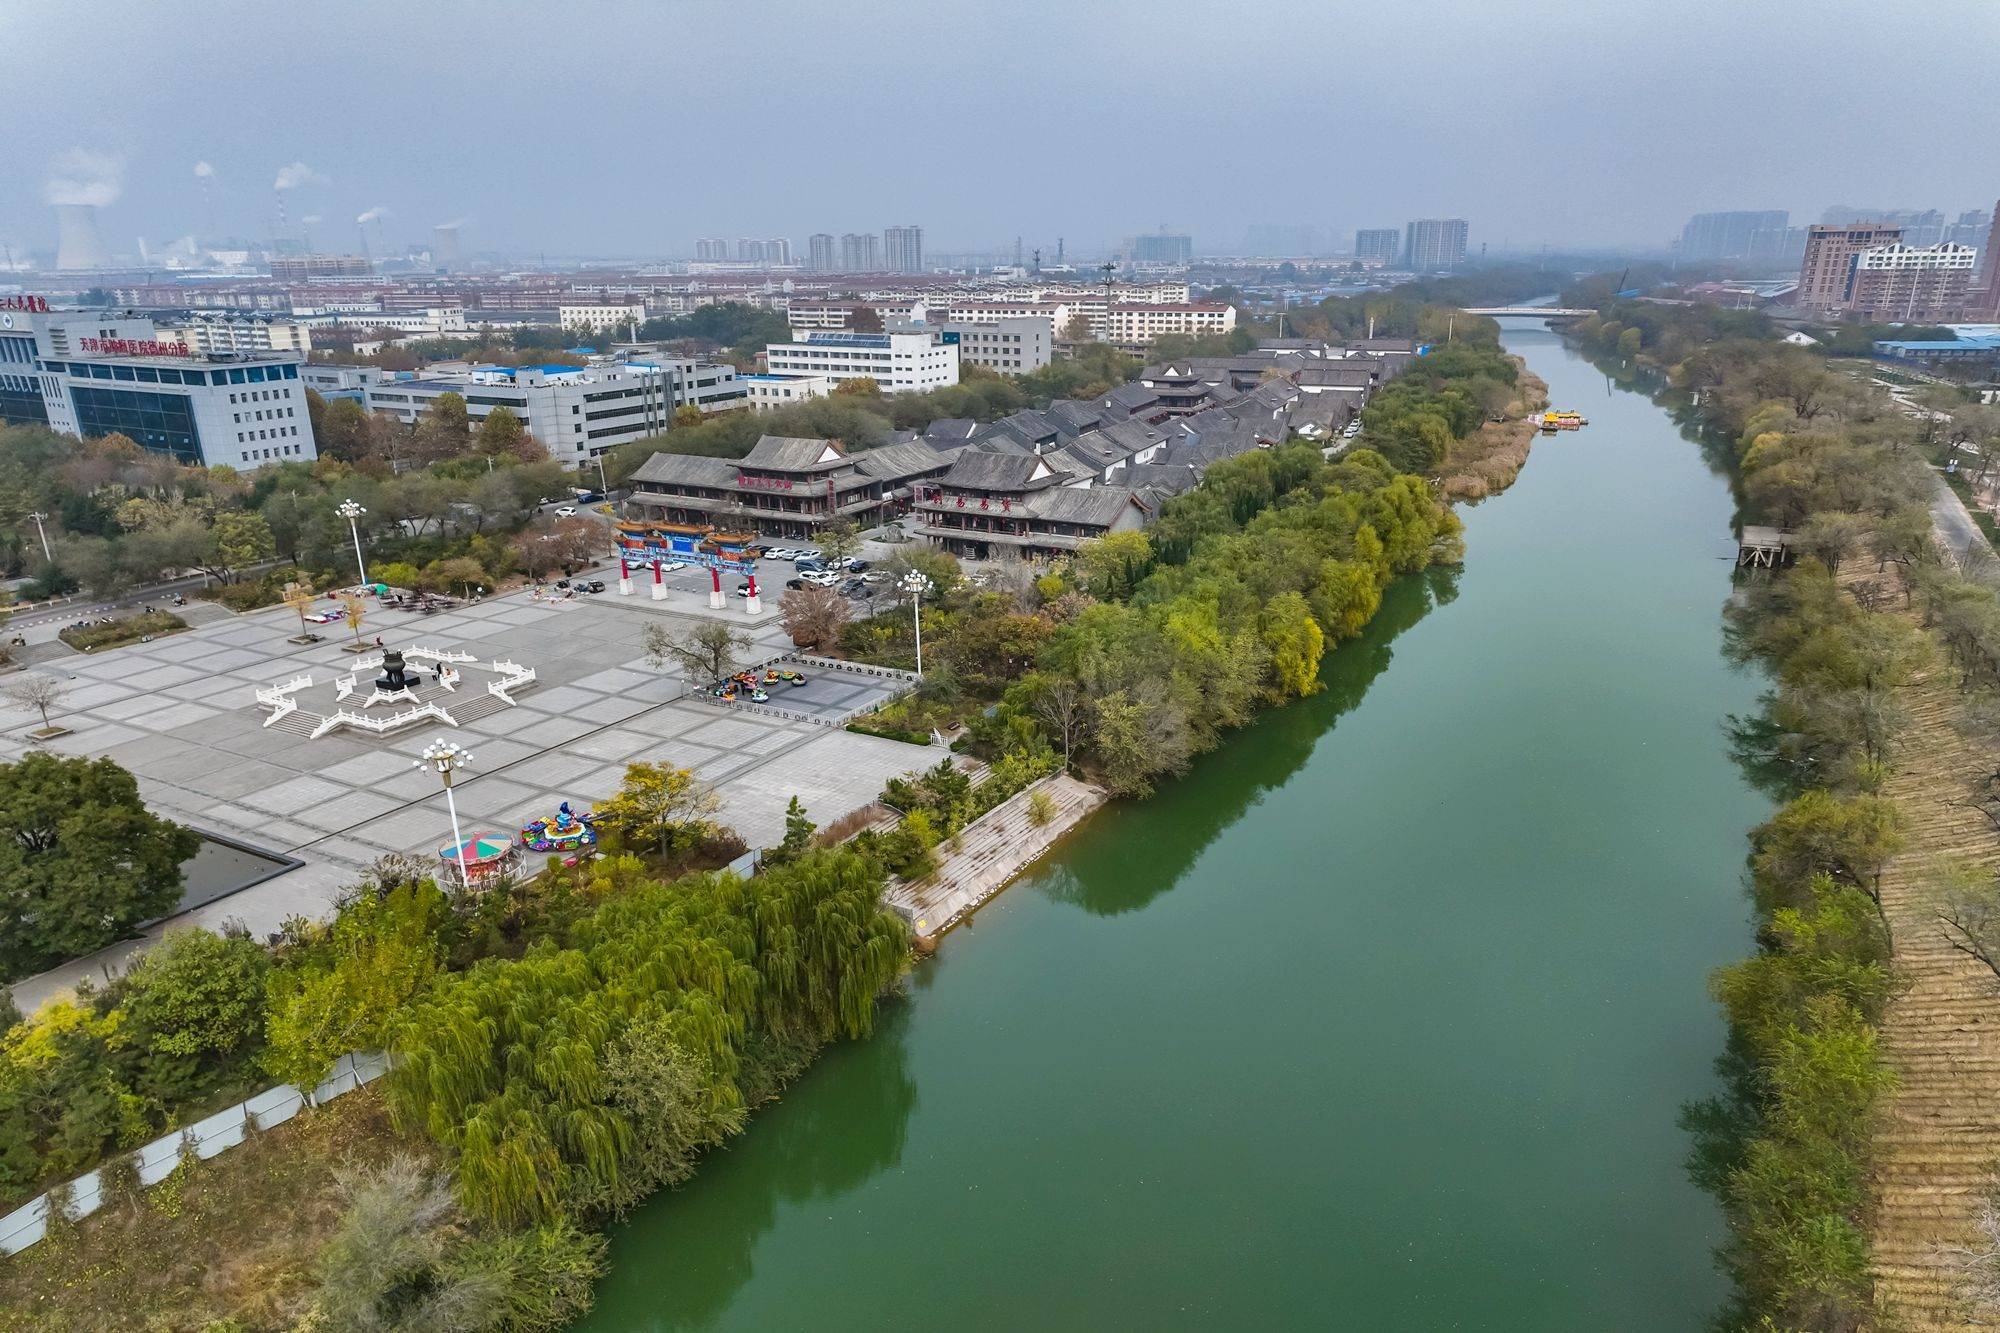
854,439,949,482
937,449,1063,493
742,434,847,472
629,452,737,486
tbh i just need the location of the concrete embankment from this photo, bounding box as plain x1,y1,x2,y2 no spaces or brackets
882,773,1106,940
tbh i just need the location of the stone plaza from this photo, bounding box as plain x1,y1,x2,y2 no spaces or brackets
1,577,929,1007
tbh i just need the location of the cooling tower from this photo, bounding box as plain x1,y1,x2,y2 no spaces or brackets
432,223,461,270
54,204,112,270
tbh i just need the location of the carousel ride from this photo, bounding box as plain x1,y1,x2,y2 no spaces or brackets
521,800,599,856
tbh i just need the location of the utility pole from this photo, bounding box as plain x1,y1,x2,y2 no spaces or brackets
26,511,52,563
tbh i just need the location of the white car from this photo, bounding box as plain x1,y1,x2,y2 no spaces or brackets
767,547,798,561
658,560,686,573
802,570,842,587
556,505,577,517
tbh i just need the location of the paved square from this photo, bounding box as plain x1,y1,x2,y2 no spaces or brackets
0,581,930,948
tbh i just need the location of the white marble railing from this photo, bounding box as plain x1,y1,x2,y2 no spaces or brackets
254,674,312,706
308,701,457,739
405,645,475,664
485,659,536,704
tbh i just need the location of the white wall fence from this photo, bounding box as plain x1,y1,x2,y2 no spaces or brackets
0,1051,389,1257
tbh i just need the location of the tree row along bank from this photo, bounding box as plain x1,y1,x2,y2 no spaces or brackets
0,303,1521,1329
1567,296,2000,1330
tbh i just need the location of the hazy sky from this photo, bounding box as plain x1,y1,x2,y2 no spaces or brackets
4,0,1997,261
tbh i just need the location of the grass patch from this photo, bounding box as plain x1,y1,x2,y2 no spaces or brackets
0,1085,422,1333
846,718,933,745
57,610,188,653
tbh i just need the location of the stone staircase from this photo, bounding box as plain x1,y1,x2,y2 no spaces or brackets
884,773,1105,937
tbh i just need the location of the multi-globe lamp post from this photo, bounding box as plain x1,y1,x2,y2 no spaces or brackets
336,499,369,588
901,571,932,676
417,738,473,890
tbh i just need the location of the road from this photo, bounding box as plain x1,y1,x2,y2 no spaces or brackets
1930,468,1993,564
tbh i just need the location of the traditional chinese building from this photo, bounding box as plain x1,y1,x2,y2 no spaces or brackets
912,450,1152,561
623,434,948,540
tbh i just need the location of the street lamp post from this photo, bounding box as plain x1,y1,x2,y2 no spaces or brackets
25,511,52,563
901,571,932,676
336,499,369,589
417,738,474,891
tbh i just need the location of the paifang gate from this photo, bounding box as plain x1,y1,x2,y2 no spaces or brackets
615,520,764,612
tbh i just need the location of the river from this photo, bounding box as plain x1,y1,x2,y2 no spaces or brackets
579,325,1770,1330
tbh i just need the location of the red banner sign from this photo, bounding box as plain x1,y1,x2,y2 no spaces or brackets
0,296,49,313
79,336,192,357
736,473,794,491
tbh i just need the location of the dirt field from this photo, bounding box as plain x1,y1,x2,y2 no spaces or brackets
0,1086,423,1332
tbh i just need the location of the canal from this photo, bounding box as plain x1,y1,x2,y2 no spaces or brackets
580,325,1770,1330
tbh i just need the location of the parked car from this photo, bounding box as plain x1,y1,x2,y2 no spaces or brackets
585,579,606,592
735,583,754,598
555,505,577,517
795,558,826,573
839,578,867,597
658,560,687,572
848,559,871,572
862,570,890,584
803,570,842,587
785,577,806,590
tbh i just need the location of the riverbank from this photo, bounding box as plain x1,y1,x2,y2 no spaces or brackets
1435,360,1550,500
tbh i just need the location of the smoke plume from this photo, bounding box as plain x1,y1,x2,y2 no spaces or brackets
273,161,328,191
45,150,122,207
193,161,216,179
356,206,389,225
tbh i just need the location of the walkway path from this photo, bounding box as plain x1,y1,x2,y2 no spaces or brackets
883,773,1106,938
1867,668,2000,1329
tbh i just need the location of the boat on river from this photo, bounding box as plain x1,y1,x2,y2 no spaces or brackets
1538,410,1588,432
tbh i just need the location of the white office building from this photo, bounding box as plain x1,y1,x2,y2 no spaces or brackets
165,313,314,356
942,316,1053,373
741,372,837,410
0,309,317,470
363,359,745,465
559,302,649,336
764,329,959,394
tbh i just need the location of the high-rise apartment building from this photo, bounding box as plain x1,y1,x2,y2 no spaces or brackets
1130,231,1193,265
1840,244,1978,321
1948,208,1993,254
839,232,878,271
693,238,728,262
1354,229,1401,264
1970,202,2000,319
807,233,835,269
1403,218,1469,270
883,225,924,274
1796,222,1905,312
1678,210,1790,261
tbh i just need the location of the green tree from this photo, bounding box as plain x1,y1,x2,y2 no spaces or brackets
597,762,721,858
475,406,526,456
764,796,817,868
0,754,199,980
318,397,375,461
210,510,276,581
1077,530,1152,601
263,880,451,1090
1260,591,1326,698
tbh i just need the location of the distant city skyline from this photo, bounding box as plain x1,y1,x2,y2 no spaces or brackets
3,0,1997,262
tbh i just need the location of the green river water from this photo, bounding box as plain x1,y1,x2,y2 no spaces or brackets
580,325,1770,1330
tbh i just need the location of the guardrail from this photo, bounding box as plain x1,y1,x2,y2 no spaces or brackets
0,1051,390,1257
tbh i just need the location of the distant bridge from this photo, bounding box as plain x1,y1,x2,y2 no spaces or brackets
1460,307,1594,320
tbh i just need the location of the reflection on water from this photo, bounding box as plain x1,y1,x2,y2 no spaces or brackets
170,833,297,916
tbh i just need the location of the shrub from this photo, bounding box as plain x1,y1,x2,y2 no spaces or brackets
58,610,187,651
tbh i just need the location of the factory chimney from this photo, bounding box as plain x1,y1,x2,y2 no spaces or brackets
54,204,112,270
